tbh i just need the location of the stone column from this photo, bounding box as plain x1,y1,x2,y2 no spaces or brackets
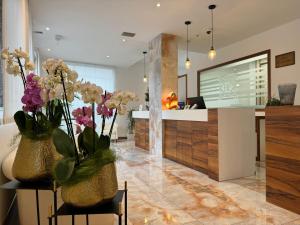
148,33,178,155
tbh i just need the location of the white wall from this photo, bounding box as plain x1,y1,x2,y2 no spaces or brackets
186,19,300,103
115,60,147,137
178,50,207,98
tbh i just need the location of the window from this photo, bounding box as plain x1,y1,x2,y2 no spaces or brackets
198,50,270,108
67,62,115,109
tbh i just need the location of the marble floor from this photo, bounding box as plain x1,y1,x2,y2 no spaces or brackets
113,141,300,225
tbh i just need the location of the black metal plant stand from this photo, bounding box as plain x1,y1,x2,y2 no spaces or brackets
0,180,59,225
49,181,128,225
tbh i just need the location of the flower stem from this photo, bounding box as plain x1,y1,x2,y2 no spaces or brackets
17,57,26,88
101,91,107,136
92,103,96,153
109,108,118,139
60,73,79,165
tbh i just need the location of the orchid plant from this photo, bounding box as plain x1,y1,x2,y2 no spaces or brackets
1,48,63,139
41,59,137,185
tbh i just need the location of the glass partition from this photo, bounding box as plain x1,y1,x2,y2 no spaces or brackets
198,51,269,108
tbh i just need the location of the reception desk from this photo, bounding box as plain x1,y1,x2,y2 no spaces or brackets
133,109,256,181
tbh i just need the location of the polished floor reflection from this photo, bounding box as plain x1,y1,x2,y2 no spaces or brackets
113,141,300,225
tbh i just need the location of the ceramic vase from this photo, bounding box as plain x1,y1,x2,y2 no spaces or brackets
12,135,61,182
61,163,118,207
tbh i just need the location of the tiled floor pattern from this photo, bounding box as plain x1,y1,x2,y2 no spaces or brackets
113,141,300,225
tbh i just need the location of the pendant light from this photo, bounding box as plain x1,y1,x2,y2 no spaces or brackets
208,4,217,60
185,21,192,69
143,51,148,83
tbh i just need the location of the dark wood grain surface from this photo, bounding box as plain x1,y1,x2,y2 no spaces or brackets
177,121,193,165
266,106,300,214
134,119,149,151
192,122,208,174
163,120,209,174
164,120,177,159
208,109,219,181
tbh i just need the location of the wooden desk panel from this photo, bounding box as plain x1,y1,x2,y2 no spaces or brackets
163,120,208,174
208,109,219,181
134,119,149,151
177,121,192,165
266,106,300,214
145,120,149,149
164,120,177,159
192,122,208,173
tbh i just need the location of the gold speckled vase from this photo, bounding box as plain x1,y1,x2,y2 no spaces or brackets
12,135,61,182
61,163,118,207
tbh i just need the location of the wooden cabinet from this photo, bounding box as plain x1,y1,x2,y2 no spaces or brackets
177,121,192,165
134,119,149,151
266,106,300,214
207,109,219,181
163,120,208,173
192,122,208,173
164,120,177,159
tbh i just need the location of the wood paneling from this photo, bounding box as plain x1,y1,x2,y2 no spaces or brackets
164,120,177,159
208,109,219,181
177,121,192,165
134,119,149,151
192,122,208,173
145,120,149,149
163,120,209,174
266,106,300,214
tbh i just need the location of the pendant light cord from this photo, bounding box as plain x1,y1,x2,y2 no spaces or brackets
143,53,146,75
186,24,189,58
211,8,214,47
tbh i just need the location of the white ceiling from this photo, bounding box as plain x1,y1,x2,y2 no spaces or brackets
30,0,300,67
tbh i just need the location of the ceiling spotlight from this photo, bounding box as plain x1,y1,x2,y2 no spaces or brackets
122,38,126,42
45,27,50,31
106,55,110,58
47,48,51,52
156,2,161,7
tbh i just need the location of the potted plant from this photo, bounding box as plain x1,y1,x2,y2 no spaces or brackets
266,97,282,106
1,48,64,182
41,59,136,207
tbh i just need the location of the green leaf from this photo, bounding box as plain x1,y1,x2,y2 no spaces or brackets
52,128,75,157
64,149,116,186
24,113,34,132
51,100,63,128
77,132,84,151
14,111,26,133
98,135,111,150
54,158,75,184
82,127,99,154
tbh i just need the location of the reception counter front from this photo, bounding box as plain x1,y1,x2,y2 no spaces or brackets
133,109,256,181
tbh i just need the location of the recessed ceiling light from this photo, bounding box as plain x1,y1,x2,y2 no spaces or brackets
45,27,50,31
106,55,110,58
122,38,126,42
156,2,161,7
47,48,51,51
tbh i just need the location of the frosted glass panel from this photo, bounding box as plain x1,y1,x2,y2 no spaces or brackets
200,54,268,108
